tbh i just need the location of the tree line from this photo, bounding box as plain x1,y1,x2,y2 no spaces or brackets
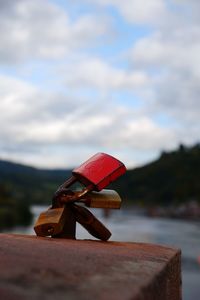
0,143,200,228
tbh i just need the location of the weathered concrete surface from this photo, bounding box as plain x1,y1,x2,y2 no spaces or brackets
0,234,181,300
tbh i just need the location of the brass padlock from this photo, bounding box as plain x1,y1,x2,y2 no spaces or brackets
72,204,111,241
84,189,121,209
34,207,67,237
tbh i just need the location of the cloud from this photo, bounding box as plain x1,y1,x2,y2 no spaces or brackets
1,0,200,168
0,74,178,167
127,1,200,128
0,0,112,63
83,0,167,25
63,57,149,91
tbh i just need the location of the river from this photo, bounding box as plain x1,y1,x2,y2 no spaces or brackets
6,205,200,300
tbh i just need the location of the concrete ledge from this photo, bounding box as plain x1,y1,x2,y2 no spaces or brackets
0,234,181,300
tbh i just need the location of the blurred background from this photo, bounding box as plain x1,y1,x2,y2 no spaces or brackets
0,0,200,299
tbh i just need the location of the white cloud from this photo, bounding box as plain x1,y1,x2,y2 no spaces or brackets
1,0,200,168
63,57,149,91
84,0,167,24
0,74,179,167
127,1,200,126
0,0,112,63
130,31,200,74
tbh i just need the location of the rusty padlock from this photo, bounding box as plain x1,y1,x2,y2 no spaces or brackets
84,189,121,209
34,207,67,237
55,153,126,203
71,204,111,241
54,189,121,209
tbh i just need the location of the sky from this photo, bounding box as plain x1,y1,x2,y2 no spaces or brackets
0,0,199,169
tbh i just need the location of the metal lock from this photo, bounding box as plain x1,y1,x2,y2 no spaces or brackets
56,152,126,202
84,189,121,209
34,153,126,241
72,204,111,241
34,207,66,237
72,152,126,191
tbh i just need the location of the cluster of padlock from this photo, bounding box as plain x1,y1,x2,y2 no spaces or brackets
34,153,126,241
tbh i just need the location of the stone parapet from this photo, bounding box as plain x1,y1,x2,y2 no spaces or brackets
0,234,181,300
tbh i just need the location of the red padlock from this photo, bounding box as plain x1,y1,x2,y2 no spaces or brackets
55,153,126,203
73,152,126,191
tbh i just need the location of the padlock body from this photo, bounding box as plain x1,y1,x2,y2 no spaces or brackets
72,205,111,241
86,189,121,209
34,207,66,237
72,153,126,191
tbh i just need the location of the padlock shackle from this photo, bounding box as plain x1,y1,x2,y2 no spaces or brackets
53,184,94,206
57,175,77,192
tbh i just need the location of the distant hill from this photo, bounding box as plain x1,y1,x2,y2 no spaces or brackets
1,143,200,208
0,160,71,229
0,160,71,204
111,144,200,205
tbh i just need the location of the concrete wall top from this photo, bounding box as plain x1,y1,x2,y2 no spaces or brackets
0,234,181,300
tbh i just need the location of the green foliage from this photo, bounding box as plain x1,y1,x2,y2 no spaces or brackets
0,160,71,205
0,184,32,229
111,143,200,206
0,161,71,229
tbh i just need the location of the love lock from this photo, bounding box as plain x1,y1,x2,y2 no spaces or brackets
34,153,126,241
72,204,112,241
34,207,67,237
84,189,122,209
54,152,126,202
